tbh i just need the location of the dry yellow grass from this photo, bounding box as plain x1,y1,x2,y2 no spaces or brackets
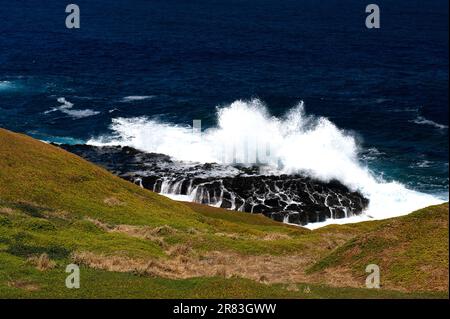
27,253,57,271
84,218,177,247
262,233,292,241
0,207,15,215
7,280,40,292
103,197,125,207
70,248,360,288
285,283,299,292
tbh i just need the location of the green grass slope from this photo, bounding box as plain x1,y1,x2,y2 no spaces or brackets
308,203,449,292
0,128,448,298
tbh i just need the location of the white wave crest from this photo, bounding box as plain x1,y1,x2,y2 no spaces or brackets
411,116,448,130
44,97,100,119
88,99,445,224
121,95,155,102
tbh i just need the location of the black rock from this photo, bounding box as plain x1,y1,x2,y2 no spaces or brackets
58,144,369,226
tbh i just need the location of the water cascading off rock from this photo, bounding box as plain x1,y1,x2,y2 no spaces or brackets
59,144,369,225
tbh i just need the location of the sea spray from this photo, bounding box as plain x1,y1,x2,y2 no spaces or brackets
88,99,444,224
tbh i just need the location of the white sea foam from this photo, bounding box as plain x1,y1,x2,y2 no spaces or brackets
121,95,155,102
161,193,193,202
45,97,100,119
411,116,448,130
360,147,385,161
410,160,433,168
88,99,446,226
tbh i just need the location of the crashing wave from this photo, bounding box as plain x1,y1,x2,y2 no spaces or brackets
87,99,444,226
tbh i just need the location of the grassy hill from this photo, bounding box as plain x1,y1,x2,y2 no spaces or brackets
307,203,449,291
0,128,448,298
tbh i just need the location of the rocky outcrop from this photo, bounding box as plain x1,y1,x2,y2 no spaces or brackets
59,144,369,225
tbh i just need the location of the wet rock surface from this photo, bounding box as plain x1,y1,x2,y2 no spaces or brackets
59,144,369,225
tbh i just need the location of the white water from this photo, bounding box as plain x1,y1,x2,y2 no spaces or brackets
411,116,448,130
121,95,155,102
44,97,100,119
161,193,193,202
89,99,445,226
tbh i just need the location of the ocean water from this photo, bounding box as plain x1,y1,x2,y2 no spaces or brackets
0,0,448,223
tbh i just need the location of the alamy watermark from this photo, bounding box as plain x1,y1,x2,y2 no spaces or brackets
191,119,273,166
65,4,380,30
65,4,80,29
65,263,80,289
365,264,380,289
366,4,380,29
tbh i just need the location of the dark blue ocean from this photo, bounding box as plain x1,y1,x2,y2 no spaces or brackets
0,0,448,199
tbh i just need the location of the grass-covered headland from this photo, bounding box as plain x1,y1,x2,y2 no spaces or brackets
0,128,448,298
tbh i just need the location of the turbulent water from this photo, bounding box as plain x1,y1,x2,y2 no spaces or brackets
60,142,371,226
0,0,448,227
86,100,444,227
